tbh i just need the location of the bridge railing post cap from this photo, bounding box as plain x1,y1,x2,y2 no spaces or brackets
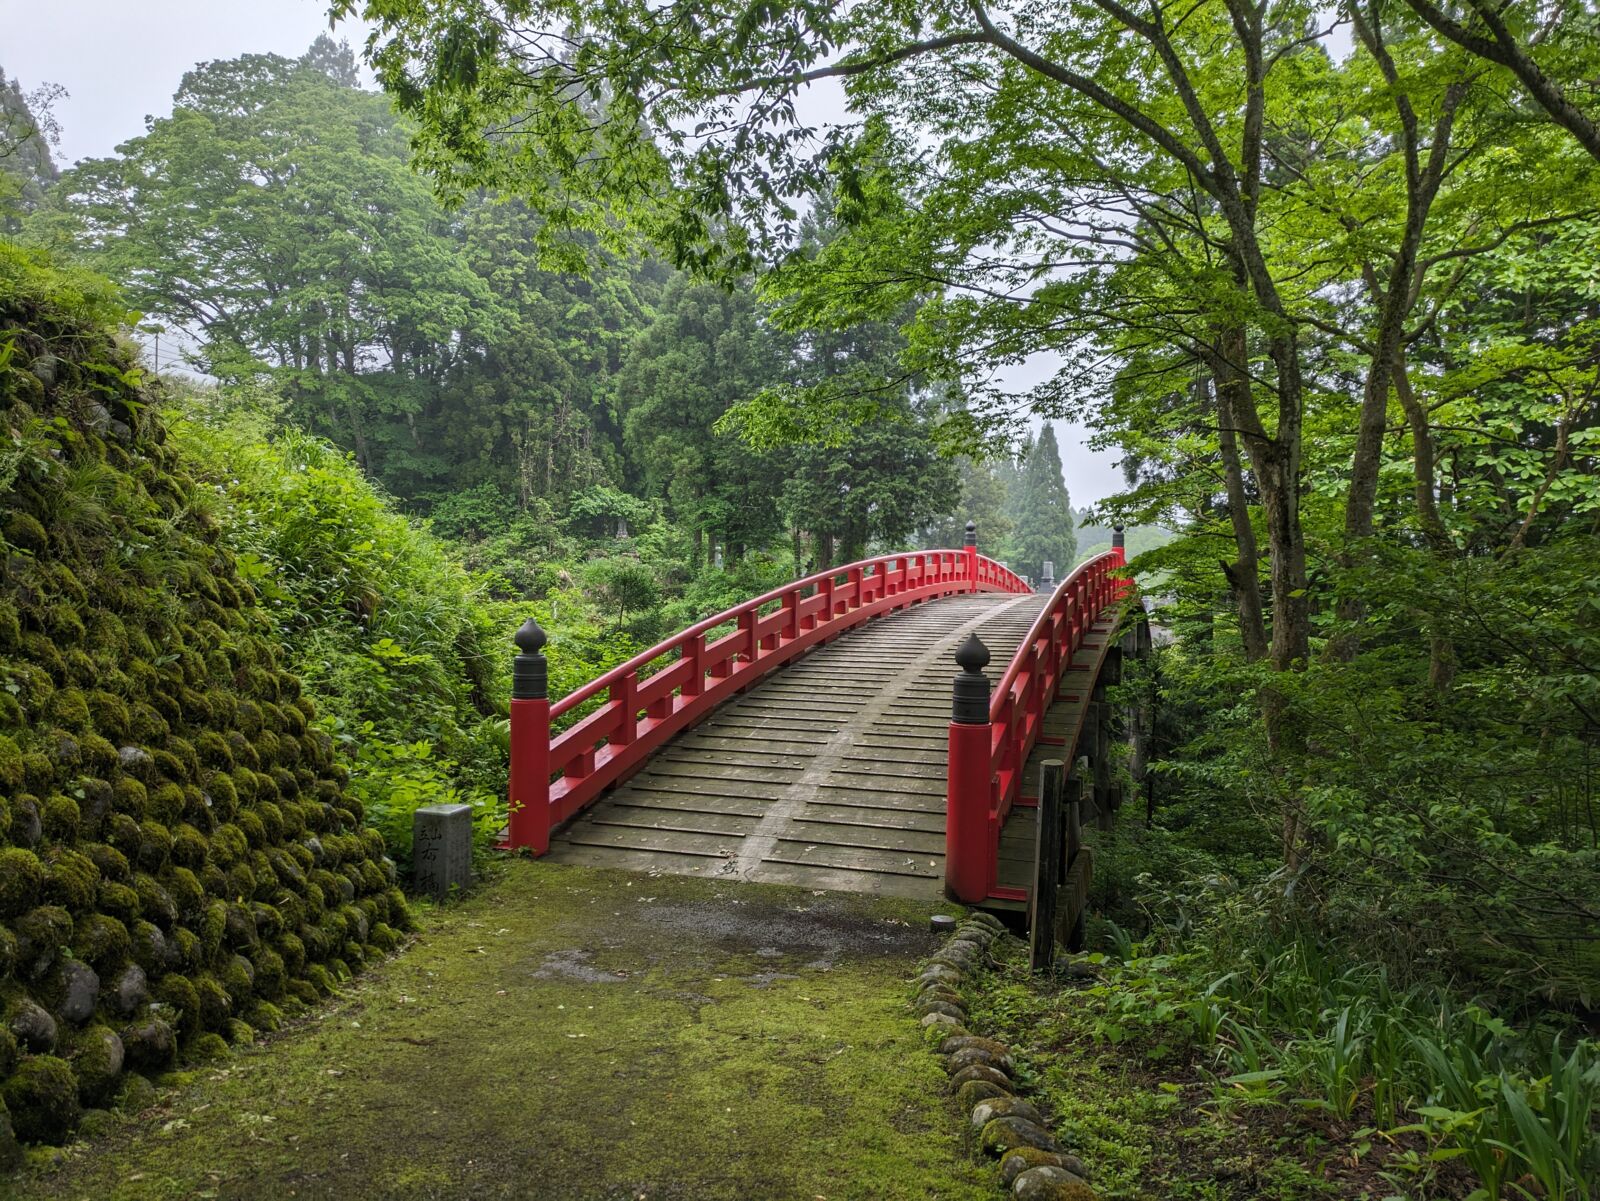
514,616,547,656
954,633,991,673
964,520,977,546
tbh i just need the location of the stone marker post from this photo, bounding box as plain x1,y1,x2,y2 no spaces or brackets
413,803,472,901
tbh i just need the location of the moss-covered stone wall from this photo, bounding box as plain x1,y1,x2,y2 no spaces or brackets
0,250,410,1157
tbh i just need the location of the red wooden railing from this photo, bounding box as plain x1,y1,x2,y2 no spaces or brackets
944,548,1131,903
505,540,1030,854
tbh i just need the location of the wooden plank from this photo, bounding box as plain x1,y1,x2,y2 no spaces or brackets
594,792,770,818
766,839,942,878
557,822,744,857
585,804,758,838
780,819,945,855
789,803,946,832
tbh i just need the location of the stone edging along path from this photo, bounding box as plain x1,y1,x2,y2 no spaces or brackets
913,913,1098,1201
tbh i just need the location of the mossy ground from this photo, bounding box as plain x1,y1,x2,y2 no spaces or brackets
12,861,993,1201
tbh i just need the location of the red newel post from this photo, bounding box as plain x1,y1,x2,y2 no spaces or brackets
507,616,551,855
946,632,993,902
1112,523,1126,568
963,520,978,591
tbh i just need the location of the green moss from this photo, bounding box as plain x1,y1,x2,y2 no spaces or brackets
249,947,286,1000
210,822,247,866
225,864,257,900
236,810,266,849
42,603,87,644
189,1032,229,1062
113,775,147,819
128,703,168,742
223,1018,253,1046
199,902,227,956
42,794,80,842
0,1027,18,1078
194,731,233,772
147,783,184,824
64,1025,125,1107
112,1073,159,1115
86,691,131,740
171,927,201,973
0,735,25,793
219,954,253,1000
2,511,49,555
164,866,204,920
105,812,141,859
46,688,91,731
22,752,56,792
73,912,131,971
168,824,205,871
64,648,97,684
0,846,49,920
78,732,118,772
20,633,67,681
13,905,73,975
0,599,19,652
2,1055,81,1142
154,974,200,1037
45,849,98,913
133,874,177,927
165,736,199,779
193,975,231,1030
284,978,318,1006
274,931,306,975
84,842,130,883
135,821,172,872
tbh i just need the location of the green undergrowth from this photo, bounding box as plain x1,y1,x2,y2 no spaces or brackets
17,861,995,1201
963,931,1599,1201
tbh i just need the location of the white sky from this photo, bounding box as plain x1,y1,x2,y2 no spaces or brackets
1,0,1125,507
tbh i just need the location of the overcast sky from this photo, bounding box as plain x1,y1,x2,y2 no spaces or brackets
1,0,1126,508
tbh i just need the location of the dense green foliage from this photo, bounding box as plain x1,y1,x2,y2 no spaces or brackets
326,1,1599,1191
0,243,410,1153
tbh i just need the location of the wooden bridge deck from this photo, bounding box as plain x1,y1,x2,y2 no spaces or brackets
547,592,1057,897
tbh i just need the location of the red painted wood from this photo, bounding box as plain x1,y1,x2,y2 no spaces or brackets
506,697,550,854
948,551,1133,903
503,548,1030,852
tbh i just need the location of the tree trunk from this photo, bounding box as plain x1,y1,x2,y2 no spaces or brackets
1209,338,1269,662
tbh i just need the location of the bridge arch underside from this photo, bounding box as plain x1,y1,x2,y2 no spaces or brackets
547,592,1120,901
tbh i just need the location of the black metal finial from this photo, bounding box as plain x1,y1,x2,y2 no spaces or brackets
514,616,547,655
1112,524,1125,549
512,617,548,700
951,634,991,724
954,633,990,673
964,520,977,548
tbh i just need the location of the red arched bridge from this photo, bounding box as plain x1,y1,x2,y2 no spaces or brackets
503,526,1148,913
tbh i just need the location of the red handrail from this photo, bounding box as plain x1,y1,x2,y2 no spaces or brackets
506,546,1030,853
945,549,1131,903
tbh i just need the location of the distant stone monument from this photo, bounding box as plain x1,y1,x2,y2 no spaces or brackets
413,803,472,900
